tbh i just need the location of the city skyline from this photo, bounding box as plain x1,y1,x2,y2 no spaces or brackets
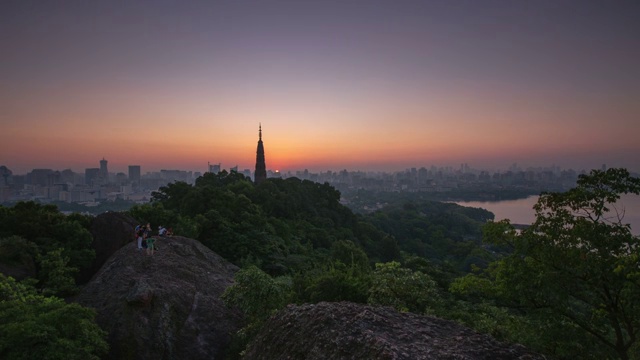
2,1,639,175
0,157,623,178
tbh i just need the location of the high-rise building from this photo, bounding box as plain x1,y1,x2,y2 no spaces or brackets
209,163,221,174
60,169,76,184
254,124,267,184
128,165,141,185
0,166,12,186
100,158,108,180
28,169,53,186
85,168,100,186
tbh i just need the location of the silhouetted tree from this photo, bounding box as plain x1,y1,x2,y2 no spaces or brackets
453,168,640,359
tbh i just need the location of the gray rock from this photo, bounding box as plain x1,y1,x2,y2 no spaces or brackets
78,212,139,284
244,302,544,360
75,236,243,360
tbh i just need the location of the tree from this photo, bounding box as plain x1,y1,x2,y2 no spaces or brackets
128,202,177,230
368,261,441,314
37,248,78,297
221,266,291,325
0,202,95,290
329,240,371,274
453,168,640,359
0,236,38,272
221,266,291,359
294,262,371,304
0,274,108,360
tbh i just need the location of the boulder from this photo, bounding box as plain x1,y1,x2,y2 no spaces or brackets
244,302,544,360
74,236,243,360
78,212,138,284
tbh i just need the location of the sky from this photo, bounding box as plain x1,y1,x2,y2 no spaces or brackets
1,0,639,175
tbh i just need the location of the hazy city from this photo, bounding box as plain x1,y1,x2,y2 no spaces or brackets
0,157,607,207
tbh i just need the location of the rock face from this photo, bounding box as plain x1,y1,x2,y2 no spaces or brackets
244,302,544,360
78,212,139,284
74,236,243,360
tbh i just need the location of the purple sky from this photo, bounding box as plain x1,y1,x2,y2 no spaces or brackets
1,1,639,174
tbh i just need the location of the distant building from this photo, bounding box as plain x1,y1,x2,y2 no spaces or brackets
60,169,77,184
47,171,61,186
28,169,53,186
85,168,100,186
254,124,267,184
128,165,141,185
0,166,12,186
116,172,127,184
100,158,108,181
209,163,221,174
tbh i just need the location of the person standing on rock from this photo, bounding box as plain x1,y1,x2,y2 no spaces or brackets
135,225,145,252
146,236,156,256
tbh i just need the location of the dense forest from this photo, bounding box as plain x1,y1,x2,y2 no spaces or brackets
0,168,639,359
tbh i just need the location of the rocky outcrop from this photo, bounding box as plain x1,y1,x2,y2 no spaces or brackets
74,236,243,360
78,212,139,284
244,302,544,360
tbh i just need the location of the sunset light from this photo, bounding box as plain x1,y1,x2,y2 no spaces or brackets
1,1,639,175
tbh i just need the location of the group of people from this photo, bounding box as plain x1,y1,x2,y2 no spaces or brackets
158,225,173,237
134,223,175,256
134,223,154,255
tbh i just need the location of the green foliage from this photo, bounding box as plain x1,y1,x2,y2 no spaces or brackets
362,200,493,272
221,266,292,359
0,235,38,269
37,249,78,297
222,266,291,324
329,240,371,274
65,212,93,229
0,275,108,360
174,215,200,238
0,201,65,241
0,274,38,302
48,221,94,272
145,172,368,275
11,168,640,359
151,181,194,210
128,201,201,239
0,202,95,290
402,254,456,290
128,201,178,231
368,261,441,314
293,262,371,304
453,168,640,359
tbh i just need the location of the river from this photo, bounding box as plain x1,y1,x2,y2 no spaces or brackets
454,194,640,235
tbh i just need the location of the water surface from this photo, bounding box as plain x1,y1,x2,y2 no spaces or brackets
455,194,640,235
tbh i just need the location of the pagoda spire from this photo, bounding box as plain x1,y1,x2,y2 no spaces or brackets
254,124,267,184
